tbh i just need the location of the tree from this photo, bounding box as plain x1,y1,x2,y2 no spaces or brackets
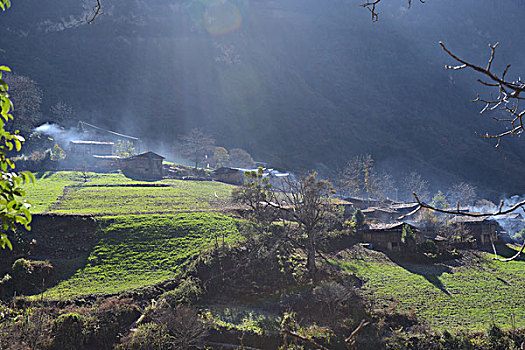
338,154,380,198
376,172,398,201
406,42,525,260
430,191,449,209
49,101,74,125
115,140,136,158
447,182,477,207
211,146,229,168
178,128,215,169
232,167,280,235
401,224,416,252
228,148,255,168
352,209,366,234
280,172,340,277
3,73,43,135
401,171,429,202
50,143,66,161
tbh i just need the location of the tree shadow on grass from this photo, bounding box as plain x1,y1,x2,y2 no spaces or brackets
386,252,452,296
485,243,525,262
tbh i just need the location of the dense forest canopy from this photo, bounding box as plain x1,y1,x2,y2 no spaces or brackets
1,0,525,197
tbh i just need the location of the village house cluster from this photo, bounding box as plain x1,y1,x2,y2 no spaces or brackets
337,196,519,252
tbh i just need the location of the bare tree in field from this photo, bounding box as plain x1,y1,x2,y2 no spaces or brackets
279,173,341,277
178,129,215,169
4,74,43,135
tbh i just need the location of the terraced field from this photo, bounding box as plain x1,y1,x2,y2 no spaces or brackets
24,172,235,215
40,213,241,299
332,246,525,330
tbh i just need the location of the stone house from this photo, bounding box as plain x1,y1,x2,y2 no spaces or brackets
120,151,165,180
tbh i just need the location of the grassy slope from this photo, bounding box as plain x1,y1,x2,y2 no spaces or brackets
24,172,525,332
40,213,240,299
332,247,525,331
23,172,235,215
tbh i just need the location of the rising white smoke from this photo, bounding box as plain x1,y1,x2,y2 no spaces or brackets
34,123,84,146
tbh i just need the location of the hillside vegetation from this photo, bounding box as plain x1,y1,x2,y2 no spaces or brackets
3,0,525,194
18,172,525,331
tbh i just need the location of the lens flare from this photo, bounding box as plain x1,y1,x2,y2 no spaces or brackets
203,0,242,36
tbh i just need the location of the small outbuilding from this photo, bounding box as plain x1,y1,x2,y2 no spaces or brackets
213,167,290,186
363,222,422,251
121,151,165,180
214,167,248,185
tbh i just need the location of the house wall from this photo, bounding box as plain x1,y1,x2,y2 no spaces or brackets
363,230,403,251
121,157,163,178
215,172,245,185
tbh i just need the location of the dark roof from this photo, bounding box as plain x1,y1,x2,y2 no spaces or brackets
214,167,245,175
362,207,396,214
449,215,495,224
331,198,353,206
122,151,165,161
390,203,419,210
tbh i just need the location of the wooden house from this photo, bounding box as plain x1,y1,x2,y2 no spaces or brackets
121,151,165,180
363,222,422,251
69,140,114,156
449,216,500,246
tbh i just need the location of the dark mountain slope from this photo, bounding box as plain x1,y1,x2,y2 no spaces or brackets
1,0,524,195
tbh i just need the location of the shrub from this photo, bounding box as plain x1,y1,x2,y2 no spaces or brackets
420,239,438,254
12,258,32,277
159,277,203,307
487,324,512,350
51,313,86,350
120,322,172,350
163,305,207,349
11,258,53,293
87,297,141,348
313,282,352,317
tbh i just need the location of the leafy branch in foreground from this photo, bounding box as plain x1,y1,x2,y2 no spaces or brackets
0,65,34,250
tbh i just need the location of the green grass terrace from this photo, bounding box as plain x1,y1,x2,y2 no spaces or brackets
23,171,236,215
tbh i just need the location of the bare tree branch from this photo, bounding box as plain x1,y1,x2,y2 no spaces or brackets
440,41,525,145
361,0,424,22
86,0,103,24
401,192,525,219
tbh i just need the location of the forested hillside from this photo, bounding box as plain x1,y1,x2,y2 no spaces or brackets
1,0,525,196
